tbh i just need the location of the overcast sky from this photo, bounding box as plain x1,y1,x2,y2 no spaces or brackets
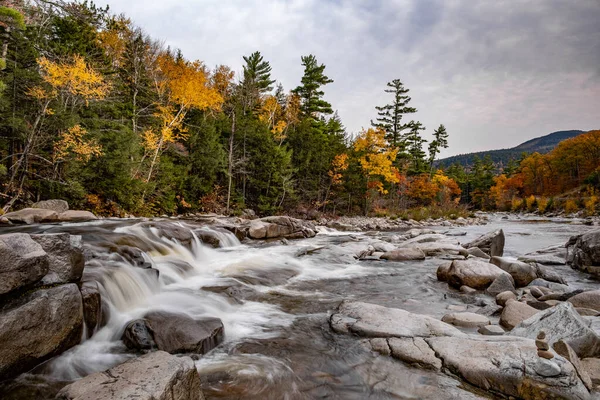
100,0,600,158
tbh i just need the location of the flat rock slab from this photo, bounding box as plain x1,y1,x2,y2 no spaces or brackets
442,312,490,328
426,335,590,400
331,301,464,338
31,233,84,285
478,325,506,336
56,351,203,400
388,337,442,370
509,302,600,358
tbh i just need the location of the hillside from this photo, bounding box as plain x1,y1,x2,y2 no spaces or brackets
437,130,584,168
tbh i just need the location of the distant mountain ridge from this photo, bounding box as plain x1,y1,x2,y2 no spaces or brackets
437,130,585,168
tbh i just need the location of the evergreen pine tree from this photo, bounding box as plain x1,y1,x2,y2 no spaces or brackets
292,54,333,119
405,121,428,175
371,79,416,148
428,124,449,173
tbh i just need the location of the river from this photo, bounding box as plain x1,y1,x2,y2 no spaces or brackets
0,214,597,399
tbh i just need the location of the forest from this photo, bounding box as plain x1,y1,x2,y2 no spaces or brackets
0,1,597,218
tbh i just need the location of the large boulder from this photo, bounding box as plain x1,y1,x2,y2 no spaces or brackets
446,259,511,289
486,273,516,297
381,248,426,261
0,284,83,379
535,264,567,284
57,210,98,222
499,300,539,330
464,229,505,257
426,335,591,400
32,199,69,213
568,290,600,312
30,233,84,285
0,233,48,295
2,208,59,224
56,351,203,400
568,230,600,277
330,301,464,338
248,216,316,240
509,302,600,358
122,311,224,355
490,256,538,287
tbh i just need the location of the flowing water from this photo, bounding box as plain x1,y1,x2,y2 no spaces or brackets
0,215,598,399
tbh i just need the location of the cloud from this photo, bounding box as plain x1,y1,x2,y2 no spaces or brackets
101,0,600,157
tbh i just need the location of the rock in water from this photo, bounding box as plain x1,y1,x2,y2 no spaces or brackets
489,256,538,287
509,302,600,358
381,248,426,261
2,208,59,224
464,229,505,257
568,230,600,277
57,210,98,222
0,233,48,295
31,233,84,285
32,199,69,213
0,284,83,379
122,319,156,350
330,301,464,338
446,259,511,289
425,335,590,400
248,216,316,240
500,300,539,330
126,311,224,354
80,281,102,337
568,290,600,312
387,337,442,370
441,312,490,328
56,351,203,400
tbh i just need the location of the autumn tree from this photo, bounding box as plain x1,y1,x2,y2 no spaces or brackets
371,79,417,148
405,121,428,175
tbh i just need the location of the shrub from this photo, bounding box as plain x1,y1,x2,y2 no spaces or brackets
565,199,578,214
525,195,536,211
537,197,549,213
511,197,524,212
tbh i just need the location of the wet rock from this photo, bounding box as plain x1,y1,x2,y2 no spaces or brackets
568,290,600,312
2,208,59,224
500,300,539,330
407,242,468,257
248,216,316,240
567,230,600,277
442,312,490,328
466,247,490,259
446,259,511,290
0,233,48,295
534,264,567,284
436,262,452,282
387,337,442,370
194,229,222,248
81,281,101,337
460,285,477,294
496,291,517,306
486,273,516,297
32,199,69,213
425,335,590,400
122,319,156,350
509,302,600,358
56,351,203,400
381,248,426,261
519,254,566,265
527,278,569,292
0,284,83,379
553,339,593,391
31,233,84,285
330,301,464,338
371,241,395,253
490,256,538,287
478,325,505,335
144,311,224,354
476,303,503,317
464,229,505,257
57,210,98,222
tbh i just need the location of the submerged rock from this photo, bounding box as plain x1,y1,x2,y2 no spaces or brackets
0,284,83,379
57,210,98,222
56,351,203,400
0,233,48,295
464,229,505,257
80,281,102,337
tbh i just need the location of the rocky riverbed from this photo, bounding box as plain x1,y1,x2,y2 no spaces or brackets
0,212,599,399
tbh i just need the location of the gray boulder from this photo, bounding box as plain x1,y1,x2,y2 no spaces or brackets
2,208,59,224
248,216,316,240
0,284,83,379
57,210,98,222
123,311,224,355
464,229,505,257
446,259,511,289
330,301,464,338
535,264,567,284
32,199,69,213
426,335,591,400
490,256,538,287
486,273,516,297
81,281,102,337
509,302,600,358
568,230,600,277
0,233,48,295
500,300,539,330
385,337,442,370
56,351,203,400
478,325,506,336
466,247,490,259
519,254,566,266
31,233,84,285
381,248,426,261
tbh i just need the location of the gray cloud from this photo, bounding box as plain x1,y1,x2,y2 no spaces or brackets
101,0,600,157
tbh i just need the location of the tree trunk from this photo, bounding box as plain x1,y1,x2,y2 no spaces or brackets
226,111,235,214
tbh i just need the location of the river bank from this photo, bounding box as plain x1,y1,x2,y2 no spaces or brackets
0,213,599,399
